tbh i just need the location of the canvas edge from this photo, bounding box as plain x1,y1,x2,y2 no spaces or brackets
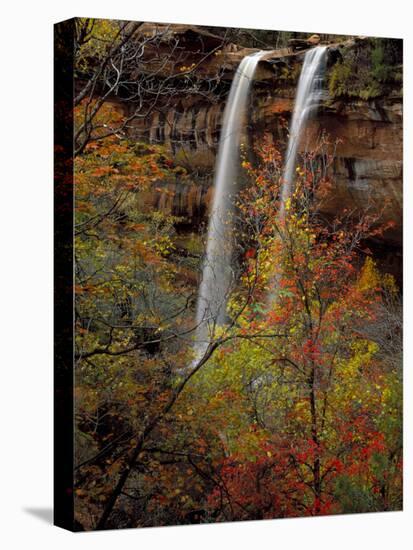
54,17,77,533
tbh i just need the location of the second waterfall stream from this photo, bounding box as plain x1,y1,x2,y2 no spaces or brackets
192,45,327,363
280,45,327,216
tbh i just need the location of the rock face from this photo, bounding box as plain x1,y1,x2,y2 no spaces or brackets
289,34,321,50
123,33,402,251
253,93,403,245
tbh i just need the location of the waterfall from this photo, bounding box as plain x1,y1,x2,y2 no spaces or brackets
192,46,327,363
279,46,327,217
265,46,327,308
193,51,267,360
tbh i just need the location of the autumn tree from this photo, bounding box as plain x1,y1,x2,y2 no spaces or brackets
73,84,402,526
73,104,278,528
175,137,402,519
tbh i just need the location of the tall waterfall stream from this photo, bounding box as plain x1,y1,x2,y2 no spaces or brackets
192,46,327,363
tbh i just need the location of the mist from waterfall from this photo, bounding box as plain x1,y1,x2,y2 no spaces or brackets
193,51,267,359
279,46,327,217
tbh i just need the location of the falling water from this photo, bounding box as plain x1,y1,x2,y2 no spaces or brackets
193,51,267,359
264,45,327,309
192,47,327,362
279,46,327,216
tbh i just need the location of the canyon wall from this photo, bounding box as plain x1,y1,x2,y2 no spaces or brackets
121,31,402,267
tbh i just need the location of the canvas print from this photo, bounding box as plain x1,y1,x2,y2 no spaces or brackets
54,18,403,531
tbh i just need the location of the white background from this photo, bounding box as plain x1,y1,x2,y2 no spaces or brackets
0,0,410,548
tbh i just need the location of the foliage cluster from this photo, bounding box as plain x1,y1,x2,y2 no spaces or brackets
328,38,402,100
73,121,402,528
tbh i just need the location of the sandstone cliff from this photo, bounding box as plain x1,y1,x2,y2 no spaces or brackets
120,29,402,266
